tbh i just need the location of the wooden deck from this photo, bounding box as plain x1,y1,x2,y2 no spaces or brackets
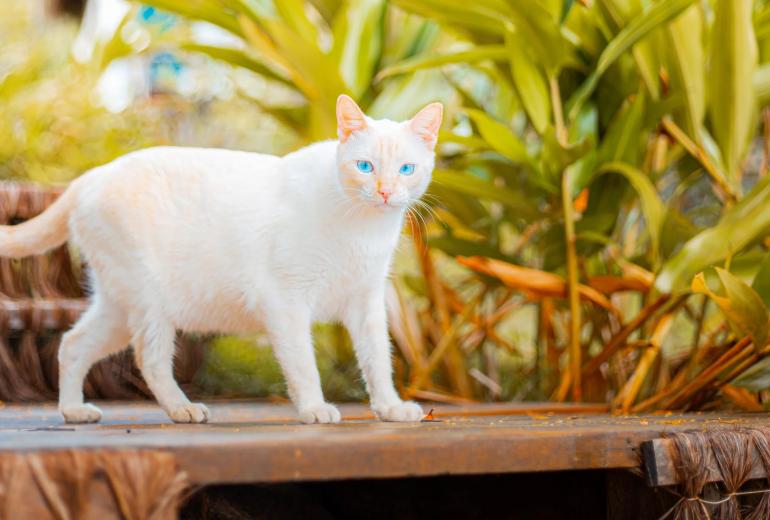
2,400,768,485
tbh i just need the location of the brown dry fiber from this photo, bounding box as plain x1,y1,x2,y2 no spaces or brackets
664,428,770,520
0,449,188,520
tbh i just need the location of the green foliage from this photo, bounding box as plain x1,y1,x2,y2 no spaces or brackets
128,0,452,142
692,268,769,350
386,0,770,296
197,327,366,402
0,2,281,183
377,0,770,402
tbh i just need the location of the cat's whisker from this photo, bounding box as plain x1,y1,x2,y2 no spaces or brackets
409,198,441,227
405,209,424,245
407,206,429,242
421,193,442,206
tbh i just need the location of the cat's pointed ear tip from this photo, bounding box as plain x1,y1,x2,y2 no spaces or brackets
337,94,360,110
337,95,366,142
414,102,444,122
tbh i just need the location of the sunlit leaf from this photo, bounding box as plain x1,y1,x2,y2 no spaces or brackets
143,0,243,36
755,63,770,107
181,43,295,88
732,357,770,391
597,91,646,165
692,268,768,349
463,109,531,164
752,252,770,310
595,162,665,261
376,45,508,80
656,176,770,293
332,0,387,97
390,0,504,35
274,0,319,44
665,4,704,139
567,0,697,120
504,29,551,134
434,169,540,220
708,0,758,189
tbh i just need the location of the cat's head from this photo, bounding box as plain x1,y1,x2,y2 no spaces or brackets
335,95,442,210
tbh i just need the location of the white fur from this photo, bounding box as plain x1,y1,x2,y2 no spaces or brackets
2,96,442,424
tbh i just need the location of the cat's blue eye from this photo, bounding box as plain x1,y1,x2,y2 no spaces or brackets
399,163,416,176
356,160,374,174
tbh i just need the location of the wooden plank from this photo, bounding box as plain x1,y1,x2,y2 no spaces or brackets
1,402,768,485
642,436,768,487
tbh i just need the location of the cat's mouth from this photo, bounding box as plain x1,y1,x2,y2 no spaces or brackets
370,199,404,210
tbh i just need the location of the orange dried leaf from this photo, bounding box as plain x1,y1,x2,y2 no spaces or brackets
588,275,651,294
573,188,589,213
457,256,614,310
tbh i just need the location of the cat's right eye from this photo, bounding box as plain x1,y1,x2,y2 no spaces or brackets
356,160,374,174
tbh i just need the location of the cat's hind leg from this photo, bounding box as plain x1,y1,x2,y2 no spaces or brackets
132,320,210,423
58,297,131,423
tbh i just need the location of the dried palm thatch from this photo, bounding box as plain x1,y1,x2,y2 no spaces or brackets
0,449,188,519
658,428,770,520
0,182,204,402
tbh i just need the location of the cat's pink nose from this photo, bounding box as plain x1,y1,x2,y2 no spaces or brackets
377,189,391,203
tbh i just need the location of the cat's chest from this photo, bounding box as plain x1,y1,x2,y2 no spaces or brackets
317,238,392,281
303,241,389,320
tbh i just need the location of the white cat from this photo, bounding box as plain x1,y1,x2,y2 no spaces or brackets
0,95,442,425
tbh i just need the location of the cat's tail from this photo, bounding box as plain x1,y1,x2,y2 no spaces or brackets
0,184,76,258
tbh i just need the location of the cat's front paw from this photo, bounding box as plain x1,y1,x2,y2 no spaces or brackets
167,402,211,423
374,401,423,422
299,403,341,424
60,403,103,424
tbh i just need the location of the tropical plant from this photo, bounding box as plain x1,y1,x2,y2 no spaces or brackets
381,0,770,410
102,0,454,143
109,0,770,411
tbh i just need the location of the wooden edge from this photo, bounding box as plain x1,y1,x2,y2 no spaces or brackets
642,438,767,487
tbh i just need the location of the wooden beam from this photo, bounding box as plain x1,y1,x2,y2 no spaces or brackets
3,402,770,485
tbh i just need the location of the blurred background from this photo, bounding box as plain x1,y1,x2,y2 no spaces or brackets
4,0,770,412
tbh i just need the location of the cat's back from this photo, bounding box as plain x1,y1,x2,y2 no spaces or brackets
67,146,288,254
84,146,280,191
75,146,280,216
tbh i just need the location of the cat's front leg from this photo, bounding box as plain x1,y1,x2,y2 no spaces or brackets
344,291,423,422
266,307,341,424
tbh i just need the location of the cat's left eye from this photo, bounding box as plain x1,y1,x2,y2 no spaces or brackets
399,163,416,176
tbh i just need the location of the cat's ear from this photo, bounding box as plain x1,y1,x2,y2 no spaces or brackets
409,102,443,149
337,95,367,142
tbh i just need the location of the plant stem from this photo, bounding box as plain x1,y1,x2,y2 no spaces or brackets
661,117,735,203
661,336,752,409
408,290,484,393
550,75,568,146
614,313,674,411
583,294,671,375
562,170,582,401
